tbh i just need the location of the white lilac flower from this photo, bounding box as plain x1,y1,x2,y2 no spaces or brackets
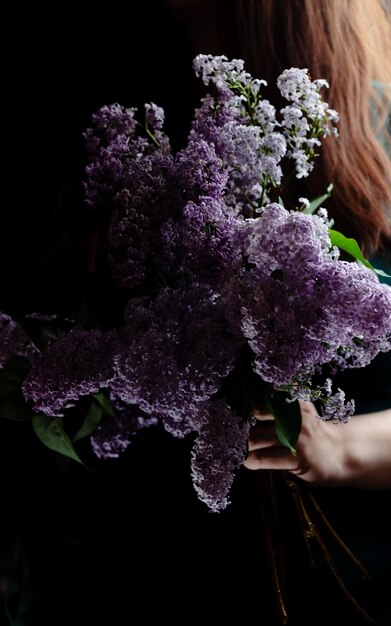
255,99,278,133
144,102,165,130
278,69,338,177
299,197,311,209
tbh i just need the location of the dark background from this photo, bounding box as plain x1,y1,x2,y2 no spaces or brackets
1,1,198,314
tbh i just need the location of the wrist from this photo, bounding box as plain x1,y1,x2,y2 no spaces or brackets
340,410,391,489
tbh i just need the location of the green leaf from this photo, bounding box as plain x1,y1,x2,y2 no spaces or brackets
73,401,103,443
269,392,302,454
92,392,115,418
32,415,84,464
302,183,333,214
329,229,371,266
328,230,391,277
357,261,391,279
329,228,391,278
374,268,391,278
35,327,58,350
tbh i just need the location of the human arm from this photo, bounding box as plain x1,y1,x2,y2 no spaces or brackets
244,401,391,489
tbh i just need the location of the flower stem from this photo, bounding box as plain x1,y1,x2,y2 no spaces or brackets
259,471,289,625
285,476,375,624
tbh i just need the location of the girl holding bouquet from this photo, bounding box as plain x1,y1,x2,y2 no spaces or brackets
2,1,391,625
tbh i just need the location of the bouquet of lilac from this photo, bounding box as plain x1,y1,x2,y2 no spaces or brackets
2,55,391,512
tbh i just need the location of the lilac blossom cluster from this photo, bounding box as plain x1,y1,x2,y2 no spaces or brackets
22,329,116,416
91,395,158,459
3,55,389,512
191,400,250,512
192,56,338,207
111,287,244,438
278,68,339,178
236,204,391,386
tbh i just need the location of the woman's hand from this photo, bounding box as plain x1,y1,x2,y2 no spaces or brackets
243,401,391,489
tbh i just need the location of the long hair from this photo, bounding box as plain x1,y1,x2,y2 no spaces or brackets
235,0,391,253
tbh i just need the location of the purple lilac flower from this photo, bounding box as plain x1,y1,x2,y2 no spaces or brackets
319,389,355,423
191,399,249,512
331,334,391,372
289,378,355,423
84,101,179,288
84,100,171,209
84,133,147,213
84,103,138,155
191,106,280,215
244,203,332,272
116,136,243,289
22,329,116,416
173,139,228,202
107,150,177,287
91,396,158,459
111,288,243,438
0,312,36,367
160,196,244,289
144,103,165,130
190,56,286,214
225,204,391,389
